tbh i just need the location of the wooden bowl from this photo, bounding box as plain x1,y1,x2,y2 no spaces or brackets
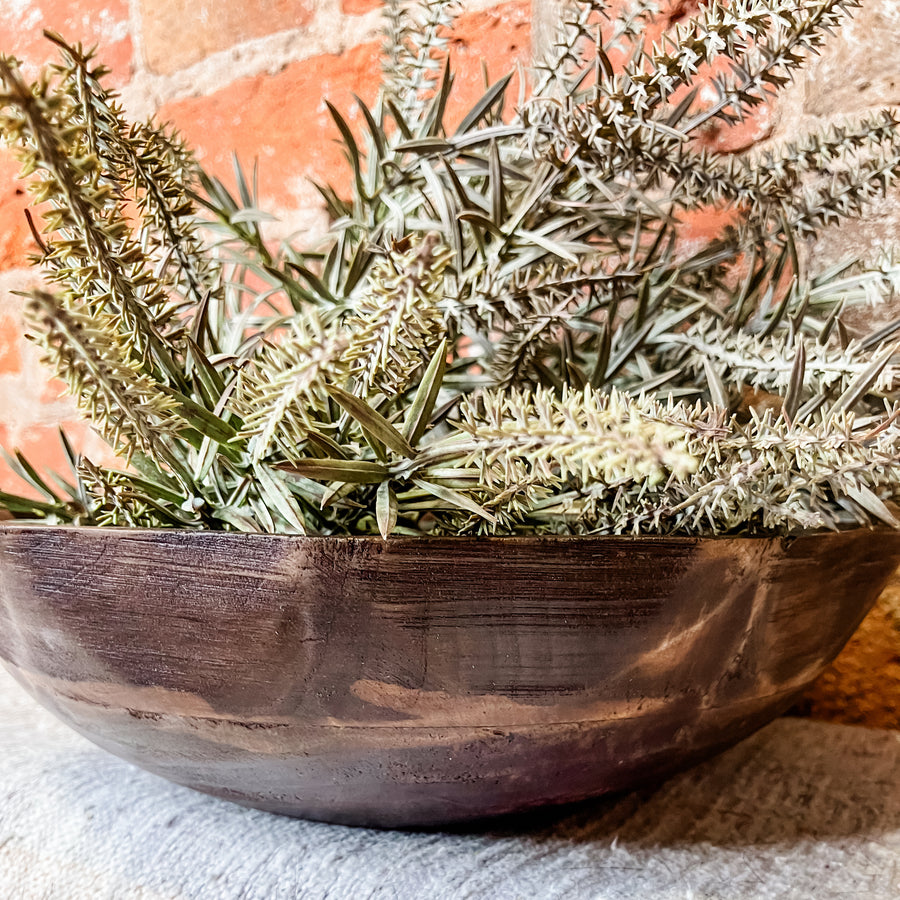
1,525,898,828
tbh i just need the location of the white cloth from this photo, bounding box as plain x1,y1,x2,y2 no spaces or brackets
1,664,899,900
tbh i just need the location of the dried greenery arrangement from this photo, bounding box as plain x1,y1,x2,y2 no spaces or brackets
3,0,900,538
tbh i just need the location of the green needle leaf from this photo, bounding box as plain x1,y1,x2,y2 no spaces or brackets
326,385,416,459
412,478,497,524
278,458,389,485
376,481,398,539
402,338,448,446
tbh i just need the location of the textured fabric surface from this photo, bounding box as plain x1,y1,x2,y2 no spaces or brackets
2,666,900,900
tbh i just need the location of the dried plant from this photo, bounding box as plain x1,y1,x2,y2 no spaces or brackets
4,0,900,539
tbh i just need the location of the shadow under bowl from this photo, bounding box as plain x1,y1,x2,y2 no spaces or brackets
1,525,897,828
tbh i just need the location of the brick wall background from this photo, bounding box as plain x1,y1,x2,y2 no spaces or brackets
0,1,898,721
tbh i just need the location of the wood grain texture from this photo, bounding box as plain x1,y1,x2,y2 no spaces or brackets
1,526,898,828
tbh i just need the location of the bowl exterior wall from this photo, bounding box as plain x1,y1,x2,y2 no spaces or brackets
1,528,897,827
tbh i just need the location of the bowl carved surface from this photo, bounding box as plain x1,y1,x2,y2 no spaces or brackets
1,526,898,827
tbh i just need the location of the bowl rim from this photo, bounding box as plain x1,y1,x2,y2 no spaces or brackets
0,522,895,545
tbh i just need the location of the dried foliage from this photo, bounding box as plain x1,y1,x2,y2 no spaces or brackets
4,1,900,538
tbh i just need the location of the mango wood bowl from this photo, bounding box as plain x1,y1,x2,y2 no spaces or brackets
1,525,898,828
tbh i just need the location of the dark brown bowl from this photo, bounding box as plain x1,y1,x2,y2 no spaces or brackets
1,525,898,828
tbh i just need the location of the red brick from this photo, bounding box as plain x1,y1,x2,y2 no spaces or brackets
0,313,22,375
444,1,531,127
678,206,741,247
160,41,383,210
0,0,133,84
139,0,314,76
663,0,703,26
0,423,58,497
0,152,35,272
38,375,70,405
159,2,531,209
342,0,381,14
694,103,773,155
0,419,117,498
